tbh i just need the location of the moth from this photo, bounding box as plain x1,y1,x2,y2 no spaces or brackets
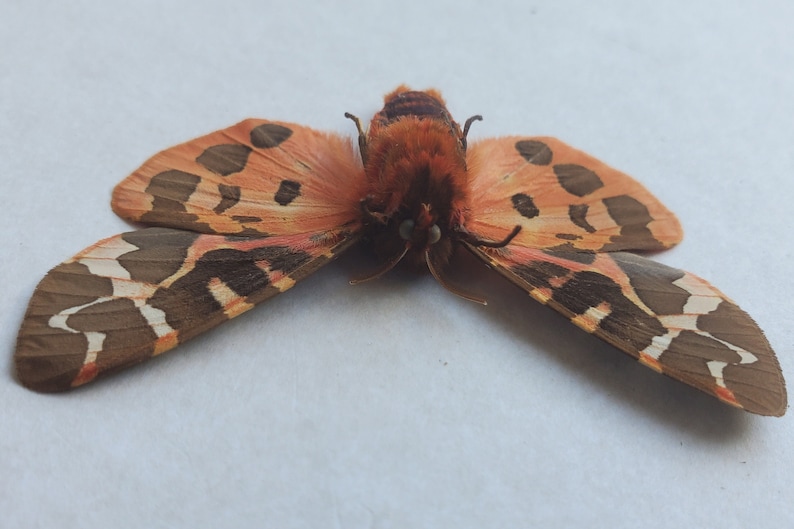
14,86,787,416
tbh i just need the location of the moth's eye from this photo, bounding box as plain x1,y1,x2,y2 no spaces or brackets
399,219,415,241
428,224,441,244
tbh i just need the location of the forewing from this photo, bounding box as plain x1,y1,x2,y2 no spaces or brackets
465,137,683,251
15,227,358,392
112,120,367,236
468,244,786,416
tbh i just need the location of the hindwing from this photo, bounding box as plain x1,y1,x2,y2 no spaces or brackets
112,119,367,236
466,137,683,252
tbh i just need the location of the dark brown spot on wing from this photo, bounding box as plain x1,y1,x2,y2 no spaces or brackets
32,262,115,311
145,170,200,204
196,144,252,176
515,140,552,165
511,261,571,290
231,228,272,238
603,195,653,227
555,233,582,241
554,164,604,197
250,123,293,149
612,253,689,315
140,170,212,232
67,298,158,371
542,248,596,265
214,184,241,214
231,215,262,223
698,300,771,356
659,329,742,383
258,245,315,273
274,180,301,206
552,270,666,350
600,195,659,251
568,204,597,233
511,193,539,219
119,229,200,285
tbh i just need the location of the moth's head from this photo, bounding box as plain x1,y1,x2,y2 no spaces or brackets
397,203,442,251
362,154,469,268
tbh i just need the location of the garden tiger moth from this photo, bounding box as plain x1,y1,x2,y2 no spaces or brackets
14,85,787,416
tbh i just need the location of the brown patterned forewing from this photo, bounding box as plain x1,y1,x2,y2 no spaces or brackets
15,227,358,392
467,244,786,416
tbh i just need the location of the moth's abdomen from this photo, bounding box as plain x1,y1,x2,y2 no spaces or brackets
364,87,468,218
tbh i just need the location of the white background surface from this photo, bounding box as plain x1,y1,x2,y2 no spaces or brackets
2,1,793,527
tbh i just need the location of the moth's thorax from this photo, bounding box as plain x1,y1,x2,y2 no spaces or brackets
364,117,469,222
